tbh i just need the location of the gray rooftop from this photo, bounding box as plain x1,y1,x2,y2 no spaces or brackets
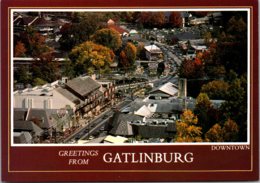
56,87,82,104
14,120,43,136
110,112,142,136
66,76,101,97
26,108,58,129
13,132,32,144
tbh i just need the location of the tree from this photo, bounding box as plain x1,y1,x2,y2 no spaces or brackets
136,42,146,60
157,62,165,77
175,110,203,142
214,15,247,75
178,58,204,79
220,75,247,141
69,41,115,76
33,77,47,86
194,93,221,135
31,48,60,83
91,28,122,52
14,41,27,57
201,80,229,100
119,42,137,72
19,26,48,57
61,59,75,78
205,123,223,142
169,12,182,28
14,65,31,84
205,119,239,142
222,119,239,142
138,12,166,28
59,12,105,51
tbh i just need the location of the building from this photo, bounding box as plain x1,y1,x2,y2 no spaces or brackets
13,81,76,110
13,132,33,144
144,45,163,61
14,76,115,118
189,17,210,26
149,82,179,99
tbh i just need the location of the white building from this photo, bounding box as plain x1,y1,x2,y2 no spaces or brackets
13,81,76,111
144,45,163,61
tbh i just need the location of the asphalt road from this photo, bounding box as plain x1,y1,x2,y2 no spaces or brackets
63,100,132,143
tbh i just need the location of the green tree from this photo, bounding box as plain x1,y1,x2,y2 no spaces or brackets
91,28,122,52
14,65,31,84
215,15,247,75
157,62,165,77
175,110,203,142
33,77,47,86
221,75,247,141
31,48,60,83
59,12,105,51
61,59,75,78
69,41,115,76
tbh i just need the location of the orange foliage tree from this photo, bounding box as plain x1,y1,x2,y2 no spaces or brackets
138,12,166,28
205,119,239,142
14,41,27,57
119,42,137,71
205,123,223,142
175,110,203,142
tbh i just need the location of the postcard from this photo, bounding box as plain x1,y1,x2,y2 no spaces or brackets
1,0,259,181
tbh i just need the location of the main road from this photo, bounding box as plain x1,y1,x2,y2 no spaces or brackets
63,100,132,143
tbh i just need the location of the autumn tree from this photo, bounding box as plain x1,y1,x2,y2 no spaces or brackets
69,41,115,76
91,28,122,52
169,12,182,28
136,42,146,60
19,26,47,57
205,123,223,142
222,119,239,142
31,48,60,83
194,93,221,135
175,110,203,142
138,12,166,28
205,119,239,142
119,42,137,72
14,41,27,57
201,80,229,100
178,58,204,79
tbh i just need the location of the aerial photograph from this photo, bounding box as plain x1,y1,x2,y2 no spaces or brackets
12,10,248,144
